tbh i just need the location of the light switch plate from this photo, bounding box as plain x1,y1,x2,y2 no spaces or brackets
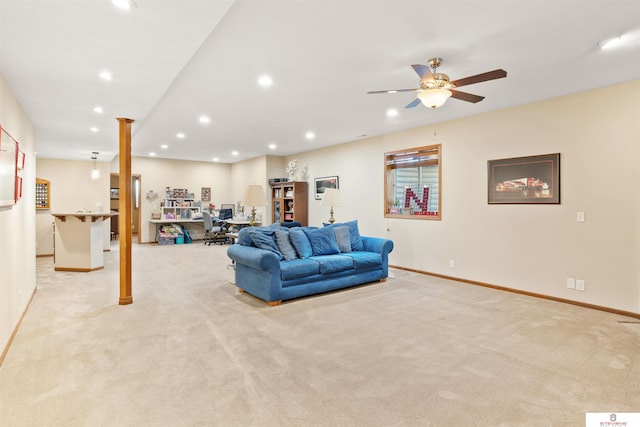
577,212,585,222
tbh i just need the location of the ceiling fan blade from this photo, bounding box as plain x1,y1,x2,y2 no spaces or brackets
367,88,419,94
450,69,507,88
404,98,422,109
411,64,433,81
450,89,485,103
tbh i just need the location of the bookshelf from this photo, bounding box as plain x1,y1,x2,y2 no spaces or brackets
270,181,307,226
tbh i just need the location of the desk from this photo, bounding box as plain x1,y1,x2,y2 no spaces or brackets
52,212,116,272
226,220,260,233
149,219,204,242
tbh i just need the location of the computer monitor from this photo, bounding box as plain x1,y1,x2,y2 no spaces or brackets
220,203,235,216
218,208,233,220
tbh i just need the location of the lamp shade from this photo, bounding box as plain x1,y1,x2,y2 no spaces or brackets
321,188,342,207
417,88,452,109
244,185,267,207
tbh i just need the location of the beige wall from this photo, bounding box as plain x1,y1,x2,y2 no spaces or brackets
0,74,36,355
113,156,232,243
35,159,111,255
228,155,272,224
288,80,640,313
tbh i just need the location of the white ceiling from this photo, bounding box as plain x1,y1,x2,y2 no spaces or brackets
1,0,639,164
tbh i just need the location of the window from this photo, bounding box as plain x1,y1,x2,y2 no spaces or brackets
384,144,441,220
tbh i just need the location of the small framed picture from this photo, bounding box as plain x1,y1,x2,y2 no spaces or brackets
201,187,211,202
314,176,339,200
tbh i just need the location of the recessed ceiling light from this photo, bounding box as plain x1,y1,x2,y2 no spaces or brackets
258,75,273,87
231,151,239,156
93,106,103,114
160,144,168,149
90,127,99,132
99,71,113,81
388,90,398,94
199,116,211,124
212,157,219,162
112,0,137,10
305,131,315,140
149,152,156,157
268,143,277,150
387,109,399,117
599,29,640,50
176,132,185,139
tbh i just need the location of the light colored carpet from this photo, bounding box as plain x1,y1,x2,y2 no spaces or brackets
1,241,639,426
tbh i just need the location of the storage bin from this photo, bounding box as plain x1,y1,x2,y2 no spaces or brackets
175,236,184,244
158,236,175,245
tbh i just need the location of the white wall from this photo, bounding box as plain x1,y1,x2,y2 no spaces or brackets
287,80,640,314
0,73,36,356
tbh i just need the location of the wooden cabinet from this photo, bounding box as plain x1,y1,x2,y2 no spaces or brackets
270,181,308,226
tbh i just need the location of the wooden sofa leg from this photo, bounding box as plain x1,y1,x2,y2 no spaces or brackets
237,287,244,293
267,300,282,306
380,278,387,282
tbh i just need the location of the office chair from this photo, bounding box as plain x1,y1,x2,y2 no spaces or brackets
202,211,229,245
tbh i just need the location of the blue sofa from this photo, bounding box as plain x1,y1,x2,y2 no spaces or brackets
226,220,394,305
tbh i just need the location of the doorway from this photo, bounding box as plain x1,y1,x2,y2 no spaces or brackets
110,173,142,244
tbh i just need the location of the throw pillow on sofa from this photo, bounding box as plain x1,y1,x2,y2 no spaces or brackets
289,227,313,258
274,229,298,261
333,226,351,253
303,226,340,256
324,220,364,251
247,228,283,260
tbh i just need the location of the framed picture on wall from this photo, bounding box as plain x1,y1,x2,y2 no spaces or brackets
488,153,560,204
314,176,339,200
0,125,19,207
201,187,211,202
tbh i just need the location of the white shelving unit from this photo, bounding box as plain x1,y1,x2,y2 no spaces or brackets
161,198,200,220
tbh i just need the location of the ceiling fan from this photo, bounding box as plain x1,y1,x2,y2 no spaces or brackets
368,57,507,109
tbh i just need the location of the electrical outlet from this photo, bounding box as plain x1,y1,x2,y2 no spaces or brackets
449,260,455,268
566,278,575,289
576,279,585,291
577,212,585,222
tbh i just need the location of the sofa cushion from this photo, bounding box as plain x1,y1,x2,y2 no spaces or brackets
324,220,364,251
280,258,320,281
309,254,354,274
237,227,255,246
247,228,283,260
333,226,351,253
289,227,313,258
343,251,382,269
274,229,297,261
304,226,340,256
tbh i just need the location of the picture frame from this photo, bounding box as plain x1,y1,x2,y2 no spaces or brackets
17,150,25,171
201,187,211,202
488,153,560,204
0,125,19,207
314,176,339,200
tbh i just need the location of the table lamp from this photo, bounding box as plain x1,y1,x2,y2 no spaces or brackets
321,188,342,224
244,185,267,226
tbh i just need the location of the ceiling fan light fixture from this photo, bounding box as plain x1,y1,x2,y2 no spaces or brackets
417,88,452,109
